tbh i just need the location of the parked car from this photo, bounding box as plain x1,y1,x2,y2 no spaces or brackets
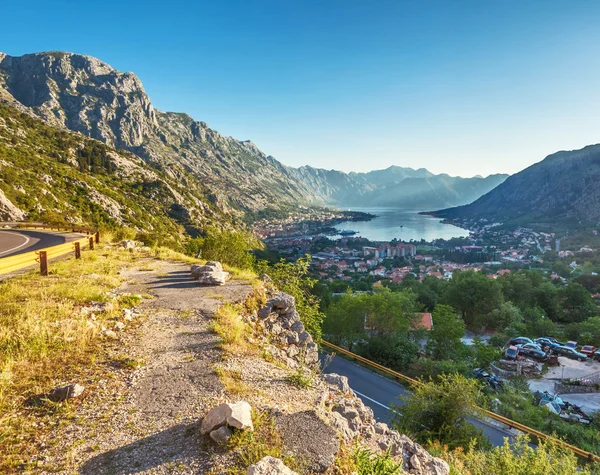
473,368,504,391
565,341,578,350
509,337,534,346
552,345,588,361
516,344,548,362
535,337,563,349
580,345,597,356
593,350,600,362
505,346,519,360
520,342,543,351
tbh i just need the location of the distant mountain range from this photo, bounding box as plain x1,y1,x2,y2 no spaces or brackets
431,144,600,227
0,51,507,226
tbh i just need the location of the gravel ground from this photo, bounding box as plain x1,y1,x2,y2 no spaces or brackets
41,260,254,474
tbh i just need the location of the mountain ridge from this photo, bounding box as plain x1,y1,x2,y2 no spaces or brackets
0,51,508,216
430,144,600,227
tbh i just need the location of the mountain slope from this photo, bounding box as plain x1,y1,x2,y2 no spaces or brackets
0,51,314,218
431,144,600,226
0,101,224,246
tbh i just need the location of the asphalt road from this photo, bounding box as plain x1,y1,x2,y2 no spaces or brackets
323,352,516,448
0,229,78,257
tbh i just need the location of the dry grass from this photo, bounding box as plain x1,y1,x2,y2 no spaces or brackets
213,365,251,396
0,245,140,472
210,303,257,356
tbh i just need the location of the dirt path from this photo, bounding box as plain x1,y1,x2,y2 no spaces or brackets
55,261,253,474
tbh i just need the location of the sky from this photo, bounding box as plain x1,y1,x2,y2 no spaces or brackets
1,0,600,177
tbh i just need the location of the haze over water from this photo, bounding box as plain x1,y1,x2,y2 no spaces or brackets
333,207,469,242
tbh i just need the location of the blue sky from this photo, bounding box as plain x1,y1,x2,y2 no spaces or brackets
2,0,600,176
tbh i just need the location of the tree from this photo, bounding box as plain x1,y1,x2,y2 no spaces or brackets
560,283,597,323
356,335,418,372
488,302,523,332
470,336,502,369
427,305,466,360
391,374,487,449
443,270,503,329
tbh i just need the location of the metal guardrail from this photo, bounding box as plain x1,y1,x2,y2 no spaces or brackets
321,340,600,462
0,224,99,276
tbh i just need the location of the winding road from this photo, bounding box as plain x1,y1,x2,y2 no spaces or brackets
322,352,517,448
0,227,83,258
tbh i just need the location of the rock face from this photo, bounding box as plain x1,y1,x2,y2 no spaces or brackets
275,410,339,473
252,293,319,368
0,189,26,220
322,373,450,475
247,456,298,475
190,261,228,286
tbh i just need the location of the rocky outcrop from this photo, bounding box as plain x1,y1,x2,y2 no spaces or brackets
247,456,298,475
250,293,319,368
191,261,229,286
322,373,450,475
0,189,26,220
274,410,339,473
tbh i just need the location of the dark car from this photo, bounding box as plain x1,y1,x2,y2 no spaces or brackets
509,337,534,346
535,337,563,349
552,345,588,361
505,346,519,360
516,344,548,362
565,341,578,350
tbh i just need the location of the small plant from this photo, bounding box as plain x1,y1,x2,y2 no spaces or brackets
213,365,250,395
353,446,402,475
285,366,313,389
118,294,141,308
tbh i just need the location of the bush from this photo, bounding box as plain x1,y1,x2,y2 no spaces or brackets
188,226,261,270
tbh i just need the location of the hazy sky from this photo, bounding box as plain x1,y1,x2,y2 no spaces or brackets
2,0,600,177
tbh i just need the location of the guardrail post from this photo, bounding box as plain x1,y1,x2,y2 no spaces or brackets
39,251,48,276
74,242,81,259
95,232,100,244
89,237,94,250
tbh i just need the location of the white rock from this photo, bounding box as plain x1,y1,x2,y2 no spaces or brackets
247,456,298,475
48,383,85,401
226,401,253,431
114,321,125,331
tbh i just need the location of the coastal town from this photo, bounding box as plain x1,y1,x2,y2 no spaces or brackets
258,214,600,288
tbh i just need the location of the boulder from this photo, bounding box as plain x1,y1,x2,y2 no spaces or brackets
210,425,232,445
226,401,253,431
323,373,351,394
258,305,273,319
200,403,230,434
48,383,85,402
269,293,295,312
258,273,272,283
276,410,339,473
121,240,136,249
191,261,228,285
290,321,304,333
247,456,298,475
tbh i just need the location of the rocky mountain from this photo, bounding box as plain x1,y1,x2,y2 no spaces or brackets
431,144,600,227
0,101,221,246
0,51,507,221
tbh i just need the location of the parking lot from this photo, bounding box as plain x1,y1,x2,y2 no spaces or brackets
528,356,600,413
